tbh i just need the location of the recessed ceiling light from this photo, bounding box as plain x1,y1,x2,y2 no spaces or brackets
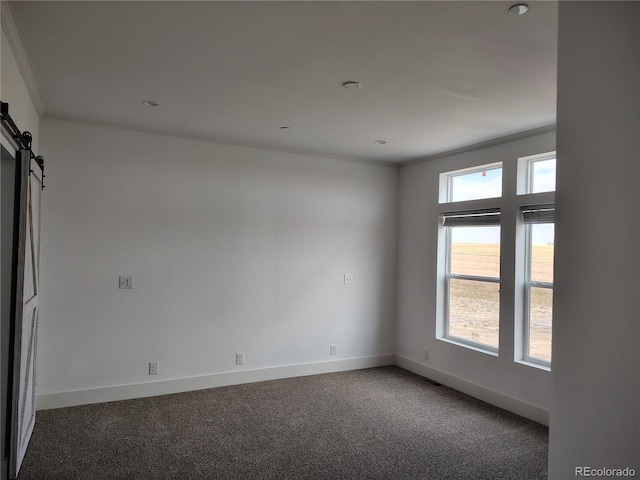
342,81,361,89
374,140,387,145
142,100,159,107
508,3,529,16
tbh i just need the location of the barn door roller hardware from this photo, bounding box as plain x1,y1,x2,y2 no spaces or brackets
0,101,45,189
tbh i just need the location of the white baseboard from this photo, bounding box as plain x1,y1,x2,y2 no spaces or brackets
395,354,549,426
37,354,396,411
37,354,549,426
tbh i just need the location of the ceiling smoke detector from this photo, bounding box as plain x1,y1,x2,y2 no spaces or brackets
508,4,529,16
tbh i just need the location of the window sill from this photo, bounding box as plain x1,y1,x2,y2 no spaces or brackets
437,336,499,357
516,358,551,372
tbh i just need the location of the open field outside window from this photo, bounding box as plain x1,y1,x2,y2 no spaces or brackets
525,222,554,363
446,225,500,351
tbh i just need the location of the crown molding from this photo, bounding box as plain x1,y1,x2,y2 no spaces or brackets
402,124,557,167
1,1,45,116
43,113,399,167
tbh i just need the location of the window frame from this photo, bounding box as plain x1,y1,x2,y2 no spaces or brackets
436,153,556,368
440,162,503,204
517,151,556,196
522,215,554,367
516,151,556,369
444,223,501,354
438,163,503,356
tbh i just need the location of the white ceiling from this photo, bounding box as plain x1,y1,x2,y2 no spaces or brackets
7,1,557,164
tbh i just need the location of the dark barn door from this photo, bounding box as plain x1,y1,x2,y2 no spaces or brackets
8,149,43,479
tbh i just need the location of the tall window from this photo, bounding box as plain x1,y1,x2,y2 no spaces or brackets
439,164,502,353
523,214,554,363
519,152,556,366
446,220,501,350
438,153,555,367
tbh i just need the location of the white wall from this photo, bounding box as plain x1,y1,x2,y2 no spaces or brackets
37,118,398,399
396,131,555,423
549,2,639,477
1,27,39,151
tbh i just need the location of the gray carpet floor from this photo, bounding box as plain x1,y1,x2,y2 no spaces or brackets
18,366,548,479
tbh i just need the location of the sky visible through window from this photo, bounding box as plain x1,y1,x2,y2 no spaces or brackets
451,167,502,202
529,158,556,245
531,159,556,194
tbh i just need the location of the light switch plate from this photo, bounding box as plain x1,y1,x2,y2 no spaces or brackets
119,276,134,289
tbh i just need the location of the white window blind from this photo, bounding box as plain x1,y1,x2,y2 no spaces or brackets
521,204,555,224
442,208,501,227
